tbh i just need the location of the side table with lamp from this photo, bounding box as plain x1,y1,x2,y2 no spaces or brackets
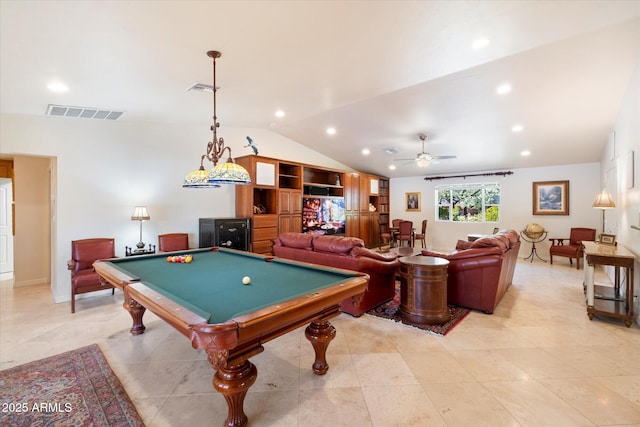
126,206,156,256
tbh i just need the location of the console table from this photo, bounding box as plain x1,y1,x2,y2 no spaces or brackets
398,255,450,325
583,241,636,327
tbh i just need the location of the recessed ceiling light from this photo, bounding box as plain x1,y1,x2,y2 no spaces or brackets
496,83,511,95
472,38,490,49
361,148,370,155
512,124,523,132
388,165,396,170
47,82,68,92
521,150,531,156
326,127,336,135
275,110,285,118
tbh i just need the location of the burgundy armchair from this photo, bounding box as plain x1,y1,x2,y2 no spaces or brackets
68,238,116,313
549,227,596,269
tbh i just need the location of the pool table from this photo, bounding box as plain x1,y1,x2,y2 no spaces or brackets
93,247,368,427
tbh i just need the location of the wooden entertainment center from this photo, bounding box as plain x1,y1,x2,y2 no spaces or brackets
234,155,389,254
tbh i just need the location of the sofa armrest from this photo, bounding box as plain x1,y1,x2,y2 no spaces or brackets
354,256,401,274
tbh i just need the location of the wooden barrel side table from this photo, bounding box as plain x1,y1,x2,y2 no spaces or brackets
398,255,450,325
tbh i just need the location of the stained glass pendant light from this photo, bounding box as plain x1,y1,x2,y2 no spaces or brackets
183,51,251,188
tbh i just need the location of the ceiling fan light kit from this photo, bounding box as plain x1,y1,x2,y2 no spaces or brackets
394,134,456,167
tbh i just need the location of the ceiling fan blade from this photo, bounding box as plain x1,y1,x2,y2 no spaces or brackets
393,158,417,161
432,155,457,160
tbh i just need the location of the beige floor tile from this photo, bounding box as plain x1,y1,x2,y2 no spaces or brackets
494,347,586,379
352,353,418,387
594,375,640,406
403,350,475,383
363,384,446,426
449,349,532,381
298,387,372,427
482,379,595,426
424,382,522,427
539,377,640,425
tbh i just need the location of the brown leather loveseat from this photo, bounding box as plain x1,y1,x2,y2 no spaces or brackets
421,229,520,314
273,232,401,316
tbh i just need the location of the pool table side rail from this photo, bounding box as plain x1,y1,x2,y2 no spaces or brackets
93,260,141,288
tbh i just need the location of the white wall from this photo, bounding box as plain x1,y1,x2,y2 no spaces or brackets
389,162,601,256
0,113,350,303
598,58,639,322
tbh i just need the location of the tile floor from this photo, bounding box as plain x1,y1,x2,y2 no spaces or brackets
1,259,639,426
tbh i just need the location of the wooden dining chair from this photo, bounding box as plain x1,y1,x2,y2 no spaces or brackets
397,220,414,247
390,219,403,247
377,219,393,249
414,219,428,248
158,233,189,252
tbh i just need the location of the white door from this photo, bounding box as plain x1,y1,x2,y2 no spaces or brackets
0,178,14,280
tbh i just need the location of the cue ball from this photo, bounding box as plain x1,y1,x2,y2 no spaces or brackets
242,276,251,285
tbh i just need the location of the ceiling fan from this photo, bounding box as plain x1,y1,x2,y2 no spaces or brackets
394,134,456,167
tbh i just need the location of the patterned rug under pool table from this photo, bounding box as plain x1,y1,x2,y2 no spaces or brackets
0,343,144,427
366,288,471,336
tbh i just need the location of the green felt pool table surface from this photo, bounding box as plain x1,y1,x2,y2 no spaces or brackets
103,248,361,324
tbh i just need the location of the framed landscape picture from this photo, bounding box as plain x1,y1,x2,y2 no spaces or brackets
532,180,569,215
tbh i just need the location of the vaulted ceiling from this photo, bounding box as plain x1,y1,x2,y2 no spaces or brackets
1,1,638,177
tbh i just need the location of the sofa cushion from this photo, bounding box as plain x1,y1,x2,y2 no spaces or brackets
277,232,313,250
455,239,473,250
470,236,507,251
313,235,364,254
499,229,520,246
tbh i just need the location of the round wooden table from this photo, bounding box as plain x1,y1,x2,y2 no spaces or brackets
398,255,450,325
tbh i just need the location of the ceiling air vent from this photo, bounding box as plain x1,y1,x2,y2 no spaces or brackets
45,104,124,120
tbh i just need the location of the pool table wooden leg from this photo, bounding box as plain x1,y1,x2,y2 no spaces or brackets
123,297,146,335
304,320,336,375
213,360,257,427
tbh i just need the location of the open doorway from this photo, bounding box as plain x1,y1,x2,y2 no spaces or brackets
0,177,14,280
0,159,14,281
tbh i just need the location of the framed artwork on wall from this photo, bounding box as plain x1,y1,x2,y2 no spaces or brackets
405,192,420,212
532,180,569,215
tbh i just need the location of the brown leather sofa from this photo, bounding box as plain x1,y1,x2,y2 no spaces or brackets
421,229,520,314
273,232,400,316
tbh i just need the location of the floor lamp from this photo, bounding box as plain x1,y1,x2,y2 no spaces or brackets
592,190,615,237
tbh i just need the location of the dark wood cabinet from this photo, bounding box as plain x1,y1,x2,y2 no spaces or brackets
279,189,302,234
236,155,388,251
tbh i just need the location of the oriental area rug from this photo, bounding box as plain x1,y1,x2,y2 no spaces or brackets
367,288,471,336
0,344,144,427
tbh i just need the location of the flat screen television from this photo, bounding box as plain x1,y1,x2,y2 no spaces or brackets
302,197,345,235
